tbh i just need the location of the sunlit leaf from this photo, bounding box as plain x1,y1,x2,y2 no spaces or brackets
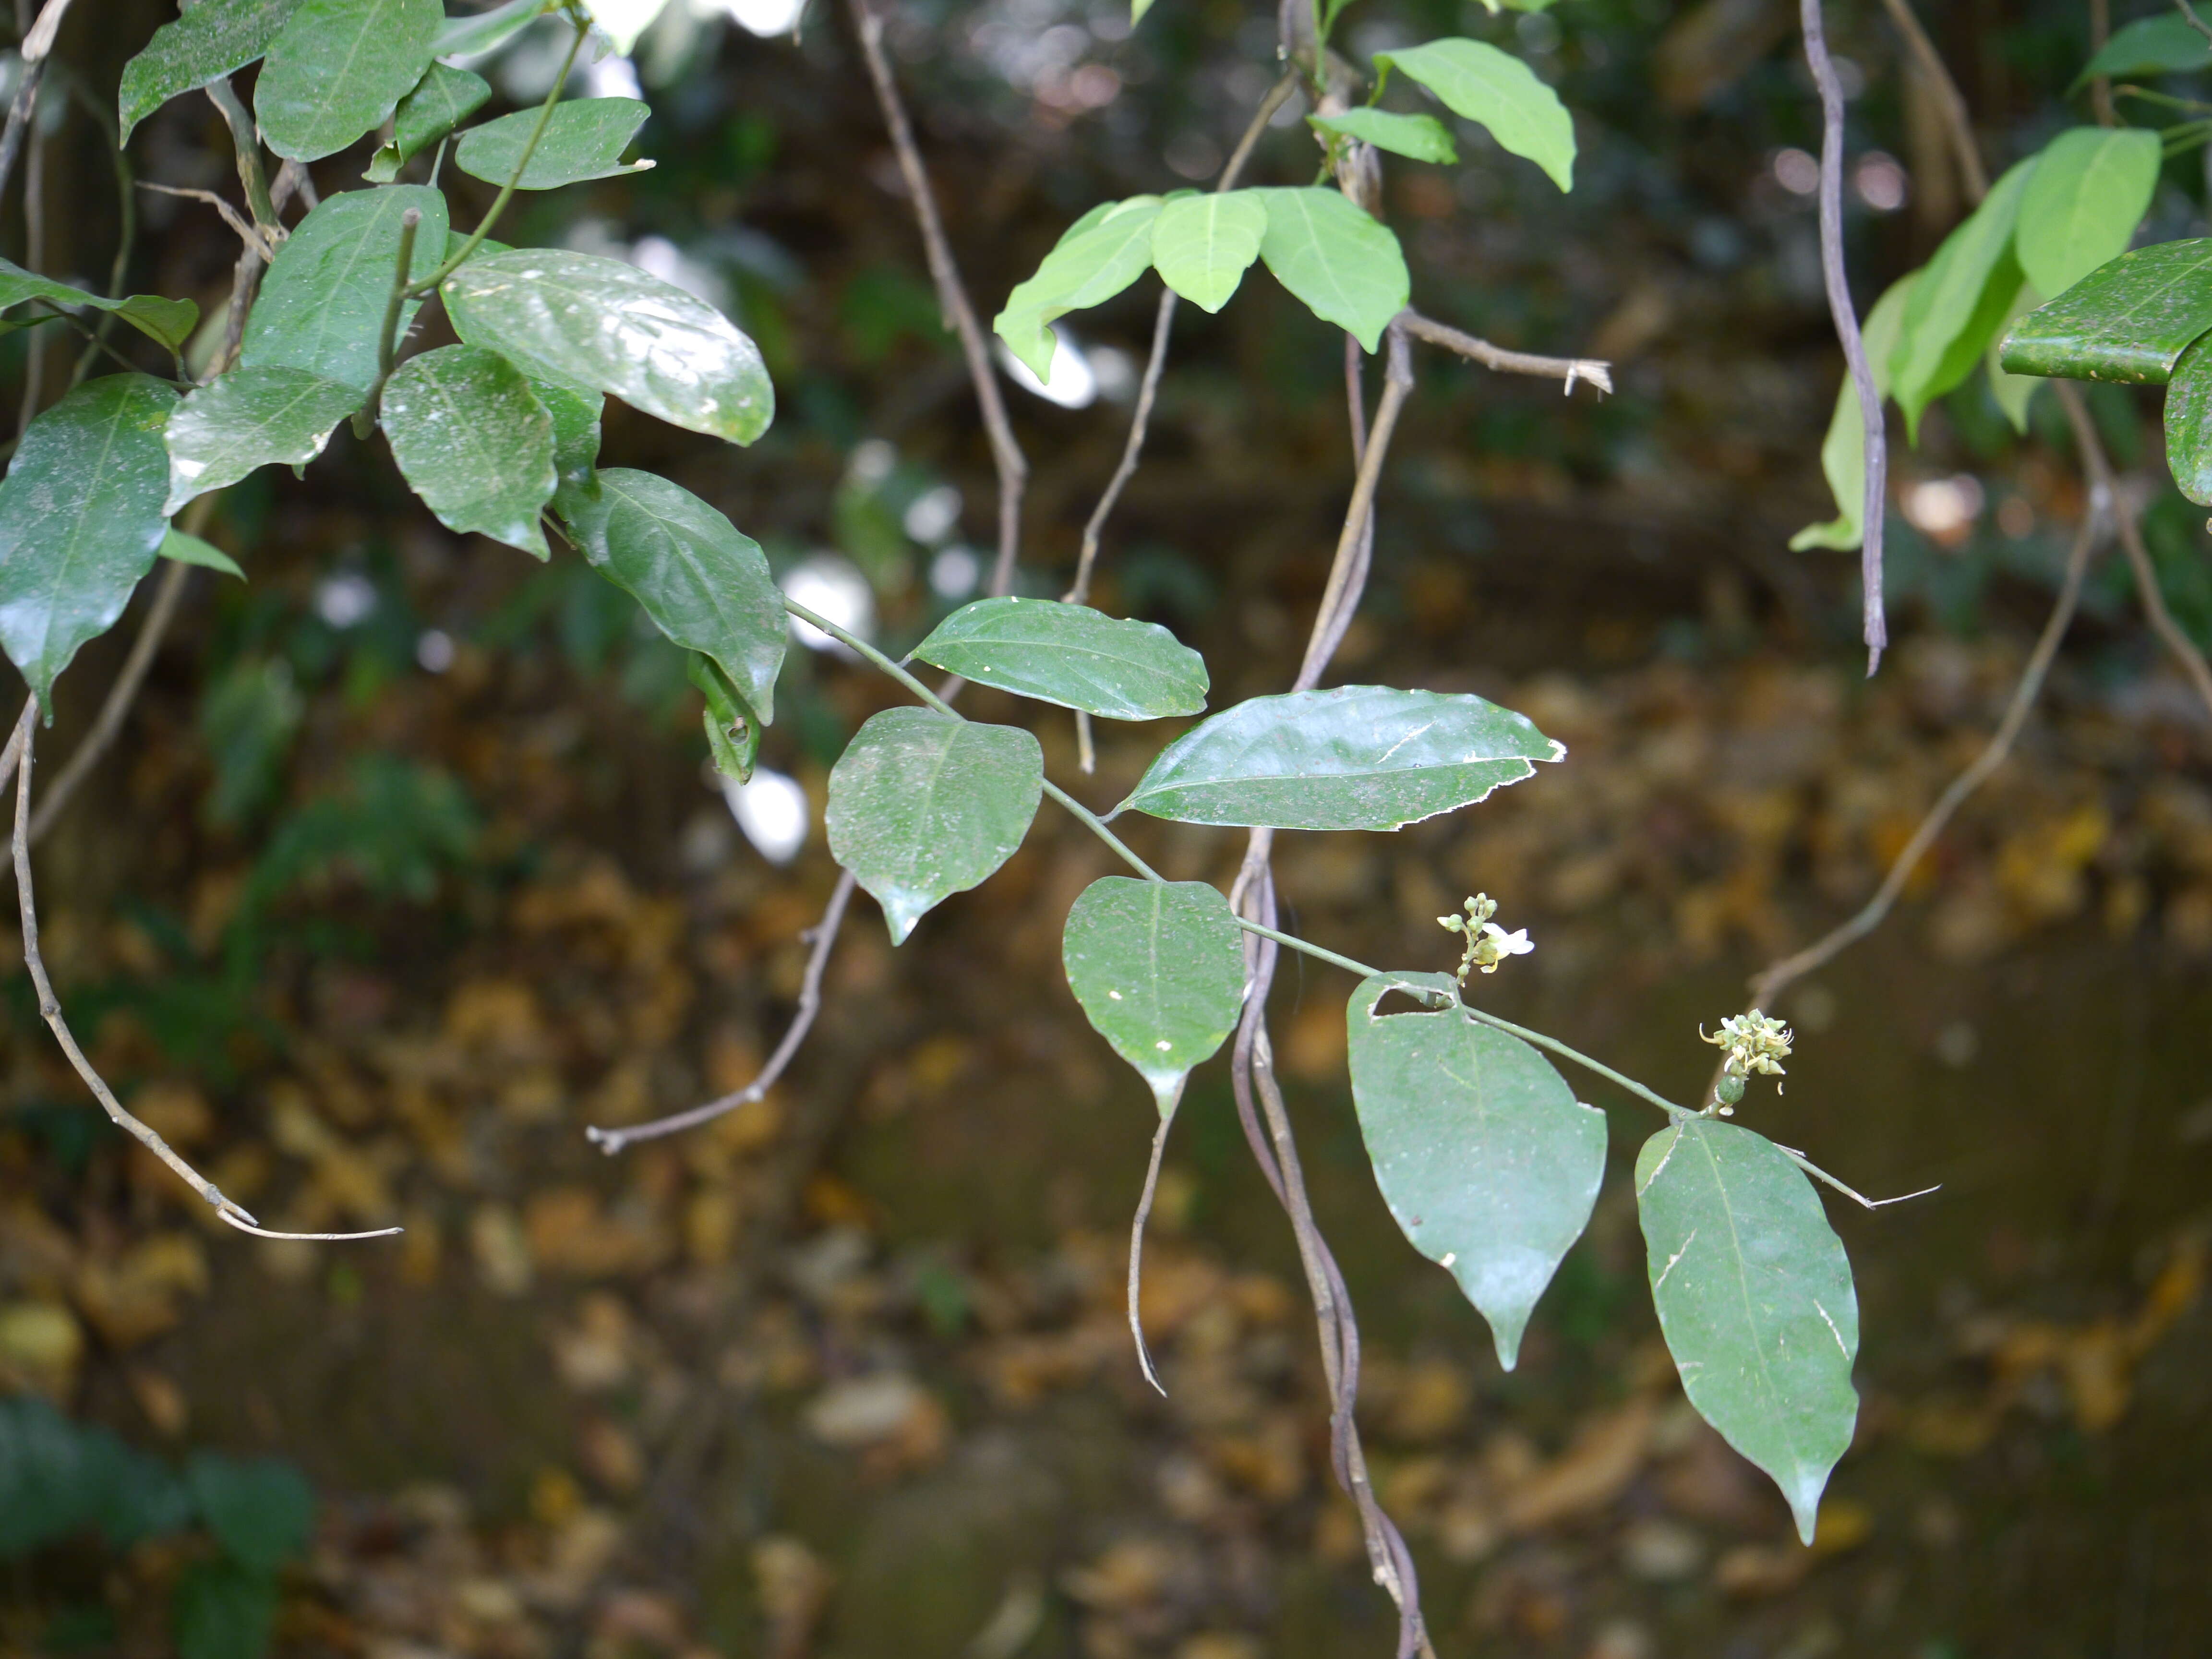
1062,877,1245,1113
2073,12,2210,87
1890,156,2032,440
1148,190,1267,313
1119,684,1562,830
556,468,785,720
1998,237,2212,383
826,708,1043,944
0,257,198,355
1374,37,1575,190
581,0,671,54
2015,127,2160,301
1791,273,1915,553
118,0,303,144
912,597,1208,719
0,375,179,710
1347,972,1606,1368
1250,187,1409,351
443,249,773,444
993,197,1162,380
381,345,556,557
1635,1117,1858,1546
365,63,491,182
436,0,553,59
159,529,245,580
163,365,360,515
454,97,652,189
255,0,442,162
1308,108,1458,164
240,186,449,392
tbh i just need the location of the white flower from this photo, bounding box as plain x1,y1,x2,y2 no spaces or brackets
1475,923,1534,971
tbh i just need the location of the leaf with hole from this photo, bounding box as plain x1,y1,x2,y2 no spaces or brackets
455,97,653,189
1791,273,1915,553
436,0,553,58
0,258,199,356
160,529,244,580
118,0,304,143
1147,191,1267,313
0,375,179,709
163,365,361,515
254,0,442,162
912,597,1207,719
1308,108,1457,164
993,197,1162,380
365,63,491,182
689,652,759,783
382,346,557,557
1347,972,1606,1368
1374,38,1574,190
444,249,773,444
1998,237,2212,383
556,469,785,720
2015,127,2159,302
827,709,1043,945
1635,1117,1858,1545
1250,188,1409,351
1119,684,1562,830
241,186,449,392
2073,12,2210,87
1062,877,1245,1114
1890,157,2032,440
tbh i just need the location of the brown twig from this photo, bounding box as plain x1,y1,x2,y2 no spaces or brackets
1399,308,1613,395
0,0,71,202
138,180,275,258
1876,0,1988,197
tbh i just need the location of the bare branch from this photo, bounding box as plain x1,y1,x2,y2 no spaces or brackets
1876,0,1988,198
1772,1140,1943,1210
137,180,275,258
1399,308,1613,395
1126,1103,1176,1395
0,0,73,201
2179,0,2212,48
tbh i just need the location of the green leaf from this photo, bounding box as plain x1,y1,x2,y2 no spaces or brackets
1986,282,2044,434
2015,127,2160,301
1891,156,2033,440
1250,187,1410,351
688,652,760,783
1119,684,1562,830
118,0,304,144
1308,108,1458,164
582,0,673,54
174,1558,278,1659
255,0,442,162
1373,38,1575,191
435,0,553,58
1346,972,1606,1368
454,97,653,190
536,381,603,493
911,597,1208,719
185,1454,314,1573
0,375,179,710
240,186,450,392
1791,273,1915,553
2073,12,2210,87
2163,334,2212,505
992,197,1163,380
1132,0,1154,23
826,708,1043,945
555,469,785,719
1998,237,2212,384
443,249,773,444
0,257,199,355
1061,876,1246,1114
160,529,245,580
381,345,556,557
163,365,361,515
365,63,491,182
1634,1118,1858,1545
1148,191,1268,314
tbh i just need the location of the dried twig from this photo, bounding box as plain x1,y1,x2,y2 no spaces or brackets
138,180,275,258
1400,308,1613,395
0,0,72,201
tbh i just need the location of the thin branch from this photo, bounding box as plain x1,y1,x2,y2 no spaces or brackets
1399,308,1613,395
203,77,278,234
15,76,46,432
137,180,274,258
2180,0,2212,47
1802,0,1889,672
1298,324,1410,688
355,206,423,437
0,0,71,201
1126,1102,1176,1395
1772,1141,1942,1209
1876,0,1987,198
8,700,397,1242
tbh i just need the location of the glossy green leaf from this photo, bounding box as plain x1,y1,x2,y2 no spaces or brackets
240,187,450,392
556,469,784,720
2163,335,2212,505
1148,191,1267,313
582,0,673,54
1635,1117,1858,1545
0,258,199,355
1891,157,2032,440
185,1454,314,1572
1374,38,1575,190
159,529,244,580
435,0,553,58
163,365,361,515
382,345,556,557
536,381,603,493
443,249,773,444
1120,684,1562,830
689,652,760,783
1998,238,2212,384
826,708,1043,944
118,0,303,143
2073,12,2209,87
255,0,441,162
365,63,491,182
1308,108,1457,164
1791,273,1915,553
911,597,1208,720
0,375,179,710
1062,877,1246,1114
1347,972,1606,1368
454,97,653,189
2016,127,2160,301
1250,188,1410,352
993,197,1162,379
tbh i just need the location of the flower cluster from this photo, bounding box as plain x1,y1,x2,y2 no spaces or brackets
1438,893,1533,982
1700,1010,1793,1112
